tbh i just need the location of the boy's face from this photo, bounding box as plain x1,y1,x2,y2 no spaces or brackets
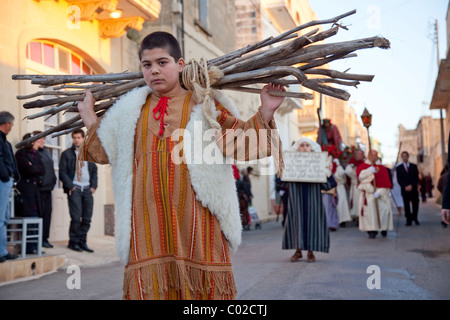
141,48,185,95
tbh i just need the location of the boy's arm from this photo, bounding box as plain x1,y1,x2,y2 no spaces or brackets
77,90,109,164
259,83,286,123
78,90,98,128
215,84,284,167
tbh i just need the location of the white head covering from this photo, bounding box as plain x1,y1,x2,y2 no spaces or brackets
290,137,322,153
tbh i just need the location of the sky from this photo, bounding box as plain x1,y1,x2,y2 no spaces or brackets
308,0,449,165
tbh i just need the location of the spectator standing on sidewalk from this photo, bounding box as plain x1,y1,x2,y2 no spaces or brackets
33,131,57,248
282,137,336,263
59,129,97,253
0,111,19,263
15,133,46,254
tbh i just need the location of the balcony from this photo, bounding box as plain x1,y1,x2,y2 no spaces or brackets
64,0,161,37
263,0,296,32
430,59,450,110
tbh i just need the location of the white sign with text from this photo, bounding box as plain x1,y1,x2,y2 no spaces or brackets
281,151,329,183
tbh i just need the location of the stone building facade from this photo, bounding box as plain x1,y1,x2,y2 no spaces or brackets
0,0,161,241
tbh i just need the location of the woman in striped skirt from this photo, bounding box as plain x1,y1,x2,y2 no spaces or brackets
282,137,336,263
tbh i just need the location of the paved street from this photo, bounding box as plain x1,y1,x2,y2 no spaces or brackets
0,198,449,300
233,200,450,300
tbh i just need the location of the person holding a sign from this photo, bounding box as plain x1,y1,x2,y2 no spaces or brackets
356,150,393,238
282,137,336,263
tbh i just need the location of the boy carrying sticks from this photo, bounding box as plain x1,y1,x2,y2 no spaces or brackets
77,32,285,300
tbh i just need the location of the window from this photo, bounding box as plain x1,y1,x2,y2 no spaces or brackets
195,0,212,36
26,40,94,75
29,42,42,64
58,48,70,73
43,43,55,68
199,0,208,29
71,54,81,75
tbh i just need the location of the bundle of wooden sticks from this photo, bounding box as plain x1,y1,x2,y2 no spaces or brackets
12,10,390,148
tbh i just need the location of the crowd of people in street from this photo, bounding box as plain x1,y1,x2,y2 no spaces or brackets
269,118,450,264
229,115,450,266
0,111,98,263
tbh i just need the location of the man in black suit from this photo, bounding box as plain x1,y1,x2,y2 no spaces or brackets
396,151,420,226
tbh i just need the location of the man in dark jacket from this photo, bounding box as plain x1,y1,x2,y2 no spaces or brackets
33,132,57,248
0,111,19,262
396,151,420,226
59,129,97,253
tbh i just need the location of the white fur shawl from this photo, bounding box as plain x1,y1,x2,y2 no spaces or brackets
97,86,242,264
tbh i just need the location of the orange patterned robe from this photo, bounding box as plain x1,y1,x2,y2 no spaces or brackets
81,90,279,300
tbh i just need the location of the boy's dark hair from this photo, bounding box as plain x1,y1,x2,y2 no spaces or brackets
401,151,409,157
72,129,85,138
139,32,183,62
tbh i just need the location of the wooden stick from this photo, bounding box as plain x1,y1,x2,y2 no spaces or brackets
304,68,375,82
216,66,308,87
225,87,314,100
16,104,108,148
311,78,361,87
218,76,296,88
268,36,389,69
22,78,146,109
302,79,351,101
17,80,134,100
271,9,356,44
51,83,105,90
298,53,357,71
64,98,117,114
12,72,143,86
52,110,108,138
25,102,76,120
